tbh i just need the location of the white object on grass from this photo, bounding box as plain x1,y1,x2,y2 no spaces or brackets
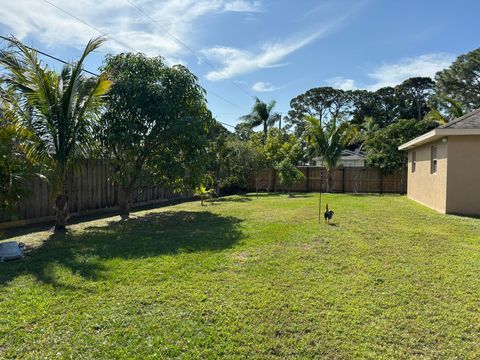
0,241,25,262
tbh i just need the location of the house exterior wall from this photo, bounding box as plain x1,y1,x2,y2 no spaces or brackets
445,136,480,215
407,139,448,213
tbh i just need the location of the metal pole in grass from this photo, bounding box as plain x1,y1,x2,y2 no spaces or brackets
318,170,323,222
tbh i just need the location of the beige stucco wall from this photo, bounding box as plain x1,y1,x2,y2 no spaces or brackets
445,136,480,215
407,139,448,213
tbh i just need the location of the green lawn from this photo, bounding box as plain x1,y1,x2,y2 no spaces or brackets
1,194,479,358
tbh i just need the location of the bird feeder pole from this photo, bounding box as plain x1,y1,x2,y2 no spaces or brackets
318,171,323,222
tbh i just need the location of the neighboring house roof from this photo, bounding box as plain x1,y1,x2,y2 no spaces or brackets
313,149,366,162
438,108,480,129
340,149,367,159
399,108,480,150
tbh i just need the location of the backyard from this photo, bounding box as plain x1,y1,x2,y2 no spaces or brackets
1,194,479,358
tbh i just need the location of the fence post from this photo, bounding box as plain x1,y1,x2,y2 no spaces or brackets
306,167,310,192
272,169,276,192
380,171,384,194
342,168,345,193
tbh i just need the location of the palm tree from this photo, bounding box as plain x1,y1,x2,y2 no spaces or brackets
425,96,465,124
240,97,280,144
0,36,110,231
305,115,354,192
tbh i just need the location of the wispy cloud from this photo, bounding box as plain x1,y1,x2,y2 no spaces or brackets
202,19,344,81
0,0,261,62
328,53,455,91
327,76,357,90
367,53,454,89
223,0,261,12
252,81,281,92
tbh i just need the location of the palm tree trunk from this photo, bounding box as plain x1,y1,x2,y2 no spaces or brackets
327,168,333,193
263,121,268,144
54,193,69,231
54,176,69,232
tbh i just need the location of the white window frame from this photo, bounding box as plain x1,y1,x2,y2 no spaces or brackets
411,151,416,173
430,146,437,174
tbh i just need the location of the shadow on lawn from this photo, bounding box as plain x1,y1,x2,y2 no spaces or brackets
211,196,252,203
245,192,311,198
0,211,243,288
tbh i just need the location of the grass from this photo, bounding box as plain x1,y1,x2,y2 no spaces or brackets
1,193,479,358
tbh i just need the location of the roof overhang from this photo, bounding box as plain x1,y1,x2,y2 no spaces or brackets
398,129,480,150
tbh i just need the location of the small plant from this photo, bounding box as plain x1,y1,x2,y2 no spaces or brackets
276,159,305,197
194,185,216,206
194,176,216,206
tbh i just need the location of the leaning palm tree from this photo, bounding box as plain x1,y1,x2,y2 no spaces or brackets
425,96,465,125
240,97,280,144
0,36,111,231
305,115,354,192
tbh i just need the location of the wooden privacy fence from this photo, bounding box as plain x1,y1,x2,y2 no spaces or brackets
0,160,190,228
249,166,407,194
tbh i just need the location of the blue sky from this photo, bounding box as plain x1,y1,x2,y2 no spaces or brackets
1,0,479,128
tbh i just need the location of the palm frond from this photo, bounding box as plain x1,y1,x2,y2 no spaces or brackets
0,36,108,194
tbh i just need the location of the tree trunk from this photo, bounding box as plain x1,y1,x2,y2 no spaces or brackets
214,178,220,198
263,122,268,144
119,186,133,219
417,99,422,122
327,169,333,193
54,194,69,232
267,169,272,193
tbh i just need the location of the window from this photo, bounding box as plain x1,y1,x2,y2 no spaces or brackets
411,151,416,173
431,146,437,174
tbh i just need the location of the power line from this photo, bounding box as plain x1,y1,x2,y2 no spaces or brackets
125,0,254,100
41,0,136,53
0,35,237,130
217,121,236,129
207,89,247,112
0,35,99,76
38,0,249,120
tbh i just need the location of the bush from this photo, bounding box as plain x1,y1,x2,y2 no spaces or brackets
276,160,305,197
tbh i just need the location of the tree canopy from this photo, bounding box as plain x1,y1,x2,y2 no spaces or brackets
100,52,213,216
435,48,480,112
364,119,435,174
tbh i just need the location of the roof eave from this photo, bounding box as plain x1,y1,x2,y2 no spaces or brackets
398,129,480,150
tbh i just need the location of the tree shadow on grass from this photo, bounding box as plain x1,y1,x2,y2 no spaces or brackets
211,196,252,203
245,192,312,198
347,193,402,197
0,211,243,288
245,192,282,198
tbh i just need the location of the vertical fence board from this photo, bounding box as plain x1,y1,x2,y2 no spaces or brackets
0,160,192,225
1,162,406,226
248,166,406,195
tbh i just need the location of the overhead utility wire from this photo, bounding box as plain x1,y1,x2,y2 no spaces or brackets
125,0,254,100
0,34,98,76
41,0,136,52
0,35,237,129
36,0,246,127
